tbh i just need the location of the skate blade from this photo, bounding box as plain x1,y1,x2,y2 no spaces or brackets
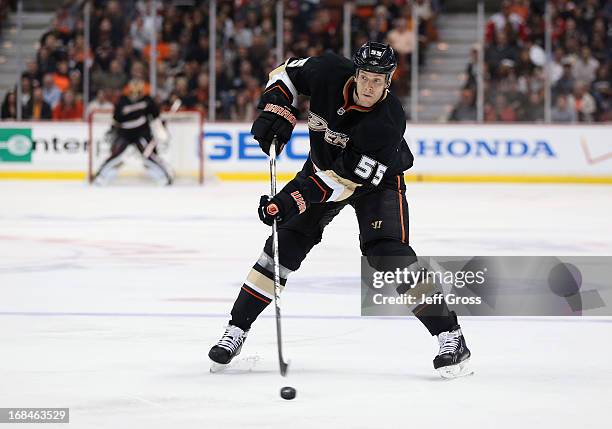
437,358,474,379
209,355,260,373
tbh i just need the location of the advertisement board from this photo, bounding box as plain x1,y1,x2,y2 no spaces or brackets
1,121,611,183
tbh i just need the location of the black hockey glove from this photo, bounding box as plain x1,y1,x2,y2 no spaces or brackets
258,187,308,226
251,81,298,155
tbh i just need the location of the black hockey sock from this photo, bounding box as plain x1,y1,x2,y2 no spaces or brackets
229,284,272,331
413,296,458,336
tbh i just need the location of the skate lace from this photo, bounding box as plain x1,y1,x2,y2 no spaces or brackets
218,326,246,353
438,328,462,355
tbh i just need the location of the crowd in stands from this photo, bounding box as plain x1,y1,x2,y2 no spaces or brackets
0,0,14,31
1,0,440,122
451,0,611,123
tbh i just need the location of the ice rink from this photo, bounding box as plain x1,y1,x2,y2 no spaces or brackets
1,181,611,428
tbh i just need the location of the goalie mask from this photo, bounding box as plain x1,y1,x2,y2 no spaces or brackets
127,78,145,101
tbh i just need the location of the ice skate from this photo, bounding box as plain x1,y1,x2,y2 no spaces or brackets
434,326,473,379
209,325,249,372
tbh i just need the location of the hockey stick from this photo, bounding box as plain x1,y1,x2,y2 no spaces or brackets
143,96,180,159
269,136,289,376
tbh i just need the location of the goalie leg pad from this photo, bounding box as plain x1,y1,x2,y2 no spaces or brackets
143,158,174,185
93,156,124,186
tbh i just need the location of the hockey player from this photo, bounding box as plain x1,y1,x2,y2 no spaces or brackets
93,78,174,185
209,42,471,378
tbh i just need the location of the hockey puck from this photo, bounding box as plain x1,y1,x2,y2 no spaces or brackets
280,386,296,400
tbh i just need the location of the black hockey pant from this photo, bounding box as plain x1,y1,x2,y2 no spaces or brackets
229,173,457,336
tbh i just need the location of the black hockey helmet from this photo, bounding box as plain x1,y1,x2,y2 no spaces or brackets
353,41,397,77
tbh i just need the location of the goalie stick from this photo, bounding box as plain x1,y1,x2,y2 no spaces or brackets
269,137,289,376
142,98,181,159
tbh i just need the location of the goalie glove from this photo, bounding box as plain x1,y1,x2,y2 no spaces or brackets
150,117,170,145
251,80,298,155
103,126,118,144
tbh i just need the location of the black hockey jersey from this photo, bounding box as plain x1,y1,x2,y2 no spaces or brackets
113,95,160,139
267,52,413,204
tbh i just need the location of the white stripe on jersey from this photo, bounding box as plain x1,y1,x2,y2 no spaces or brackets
120,116,147,129
122,101,148,115
315,170,346,202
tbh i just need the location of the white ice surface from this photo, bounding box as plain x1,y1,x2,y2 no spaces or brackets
1,181,611,429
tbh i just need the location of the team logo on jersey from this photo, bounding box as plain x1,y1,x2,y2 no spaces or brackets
308,111,327,131
308,111,349,148
371,220,383,229
324,129,349,148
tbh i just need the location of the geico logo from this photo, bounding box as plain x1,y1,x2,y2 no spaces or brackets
206,131,310,161
413,139,556,158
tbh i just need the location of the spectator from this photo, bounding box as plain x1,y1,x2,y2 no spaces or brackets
495,93,518,122
386,17,415,66
92,59,127,95
522,92,544,122
19,75,32,106
164,43,185,79
591,65,611,120
24,60,42,83
554,59,576,96
449,88,477,122
36,47,56,76
186,32,209,64
551,94,577,123
468,0,609,123
415,0,437,42
86,89,113,116
568,81,597,122
463,47,479,90
52,89,83,120
233,19,254,49
550,47,566,86
23,86,52,120
1,91,17,119
53,60,71,92
42,73,61,108
485,31,518,79
130,16,150,52
573,46,599,85
69,69,82,96
105,0,126,47
172,76,197,109
486,0,525,43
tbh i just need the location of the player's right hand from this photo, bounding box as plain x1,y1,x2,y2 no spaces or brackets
251,81,298,155
251,104,298,155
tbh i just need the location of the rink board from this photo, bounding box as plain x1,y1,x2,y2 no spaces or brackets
0,121,611,183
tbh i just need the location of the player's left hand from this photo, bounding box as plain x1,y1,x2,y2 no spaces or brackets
258,195,284,226
258,187,308,226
